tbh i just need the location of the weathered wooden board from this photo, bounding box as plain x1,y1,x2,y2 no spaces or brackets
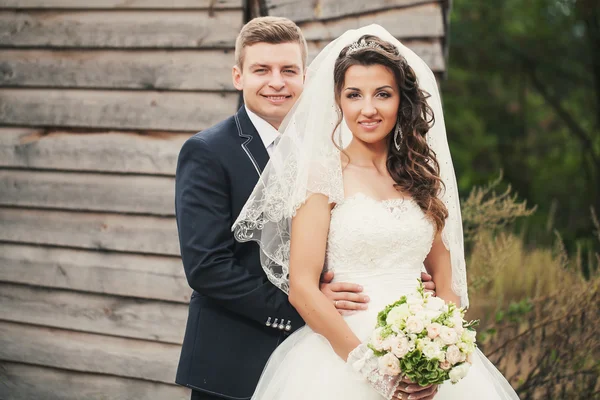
0,170,176,215
0,321,181,384
307,38,445,71
266,0,435,22
0,243,189,303
0,50,236,91
298,3,444,41
0,362,190,400
0,129,189,175
0,10,242,48
0,283,187,344
0,89,237,131
0,0,240,8
0,208,180,255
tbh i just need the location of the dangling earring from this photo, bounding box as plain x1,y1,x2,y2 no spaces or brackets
394,122,403,151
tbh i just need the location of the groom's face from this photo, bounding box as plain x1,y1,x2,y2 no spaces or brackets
233,42,304,129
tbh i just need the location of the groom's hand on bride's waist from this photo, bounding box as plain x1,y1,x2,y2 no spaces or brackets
319,271,370,315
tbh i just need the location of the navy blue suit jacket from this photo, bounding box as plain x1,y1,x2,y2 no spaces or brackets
174,107,304,399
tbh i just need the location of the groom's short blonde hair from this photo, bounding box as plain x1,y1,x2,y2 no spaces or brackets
235,16,308,69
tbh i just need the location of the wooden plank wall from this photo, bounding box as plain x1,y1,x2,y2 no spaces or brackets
0,1,448,399
0,1,243,399
267,0,449,73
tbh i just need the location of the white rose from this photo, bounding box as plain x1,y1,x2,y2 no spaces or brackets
382,331,404,351
425,296,446,311
446,345,463,365
387,304,411,326
381,337,393,352
370,328,385,351
452,317,465,335
406,294,423,306
415,337,430,351
422,341,443,360
427,322,443,339
461,329,477,344
448,363,471,383
407,335,417,352
406,316,425,334
458,341,475,355
389,335,411,359
378,352,401,376
409,303,425,314
425,309,443,321
440,326,459,345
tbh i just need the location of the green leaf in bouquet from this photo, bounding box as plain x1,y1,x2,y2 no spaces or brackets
366,344,386,357
376,296,407,327
447,302,457,314
399,351,449,386
463,319,480,330
416,278,425,296
381,326,395,339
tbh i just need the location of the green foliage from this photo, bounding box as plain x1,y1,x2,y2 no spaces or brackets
444,0,600,263
399,351,449,386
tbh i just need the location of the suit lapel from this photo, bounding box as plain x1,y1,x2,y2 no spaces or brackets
234,106,270,177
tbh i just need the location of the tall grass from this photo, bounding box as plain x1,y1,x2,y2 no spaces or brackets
462,175,600,399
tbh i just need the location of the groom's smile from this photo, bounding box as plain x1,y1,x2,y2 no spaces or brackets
261,94,293,105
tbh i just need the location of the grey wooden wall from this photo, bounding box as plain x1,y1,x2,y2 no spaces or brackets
0,1,449,399
267,0,449,74
0,1,242,399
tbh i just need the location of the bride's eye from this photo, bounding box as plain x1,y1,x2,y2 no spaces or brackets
346,92,360,99
377,92,391,98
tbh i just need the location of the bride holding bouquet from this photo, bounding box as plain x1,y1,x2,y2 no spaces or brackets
233,24,520,400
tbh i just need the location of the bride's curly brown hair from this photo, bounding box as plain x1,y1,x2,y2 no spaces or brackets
333,35,448,232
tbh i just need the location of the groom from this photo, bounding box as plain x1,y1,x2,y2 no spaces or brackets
175,17,436,400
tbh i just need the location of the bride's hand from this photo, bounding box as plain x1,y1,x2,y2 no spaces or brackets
394,377,438,400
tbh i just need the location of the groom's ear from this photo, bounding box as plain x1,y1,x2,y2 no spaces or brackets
232,65,244,91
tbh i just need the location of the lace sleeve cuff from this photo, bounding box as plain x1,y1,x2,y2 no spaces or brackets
347,344,401,400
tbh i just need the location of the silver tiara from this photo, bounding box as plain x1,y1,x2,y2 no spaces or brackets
347,39,382,55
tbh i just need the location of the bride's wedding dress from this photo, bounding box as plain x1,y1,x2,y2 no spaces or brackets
251,193,519,399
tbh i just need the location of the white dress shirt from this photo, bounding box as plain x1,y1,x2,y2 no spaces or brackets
245,106,281,156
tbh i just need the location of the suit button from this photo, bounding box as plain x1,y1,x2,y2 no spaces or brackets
272,318,279,328
265,317,272,327
285,320,292,331
278,317,285,329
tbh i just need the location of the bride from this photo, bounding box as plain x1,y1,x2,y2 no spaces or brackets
233,25,519,400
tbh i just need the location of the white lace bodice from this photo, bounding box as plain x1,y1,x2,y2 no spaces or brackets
326,193,435,300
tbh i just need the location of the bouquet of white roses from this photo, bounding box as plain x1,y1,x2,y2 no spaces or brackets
368,280,478,386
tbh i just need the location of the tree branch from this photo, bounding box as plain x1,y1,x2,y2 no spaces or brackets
527,68,600,168
517,370,600,394
578,0,600,128
487,308,586,357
